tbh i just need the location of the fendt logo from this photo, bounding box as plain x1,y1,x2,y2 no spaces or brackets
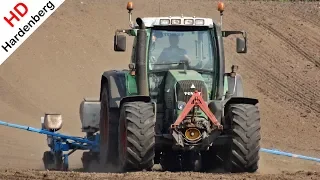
184,91,202,96
0,0,65,66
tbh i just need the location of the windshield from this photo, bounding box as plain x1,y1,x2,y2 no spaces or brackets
148,29,216,72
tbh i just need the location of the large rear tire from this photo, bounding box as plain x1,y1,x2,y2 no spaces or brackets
117,101,156,172
224,103,261,173
99,84,119,171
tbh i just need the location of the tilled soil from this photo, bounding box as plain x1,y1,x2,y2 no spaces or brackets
0,0,319,179
0,169,320,180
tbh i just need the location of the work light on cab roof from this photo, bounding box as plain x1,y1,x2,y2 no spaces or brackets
158,18,206,26
125,1,226,28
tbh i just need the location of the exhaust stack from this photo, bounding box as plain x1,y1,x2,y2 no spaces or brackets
135,17,149,96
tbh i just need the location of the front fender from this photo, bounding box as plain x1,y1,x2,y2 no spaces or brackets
225,97,259,107
100,70,127,108
119,95,152,108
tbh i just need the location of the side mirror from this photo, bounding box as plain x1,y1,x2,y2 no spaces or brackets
114,34,126,52
236,37,247,53
221,30,247,54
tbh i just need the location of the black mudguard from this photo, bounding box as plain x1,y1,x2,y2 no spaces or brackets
100,70,152,108
224,73,259,106
100,70,127,108
119,95,152,108
225,97,259,106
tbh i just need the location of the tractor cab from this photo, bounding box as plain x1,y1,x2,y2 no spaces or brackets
147,18,215,72
139,17,219,105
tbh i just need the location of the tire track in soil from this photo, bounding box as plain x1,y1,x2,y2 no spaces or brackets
246,13,320,68
280,2,320,30
238,41,320,116
240,49,320,116
229,3,320,69
230,7,320,116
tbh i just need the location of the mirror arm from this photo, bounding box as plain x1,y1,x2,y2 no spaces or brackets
222,30,247,40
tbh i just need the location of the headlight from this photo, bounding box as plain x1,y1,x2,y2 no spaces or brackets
177,101,186,110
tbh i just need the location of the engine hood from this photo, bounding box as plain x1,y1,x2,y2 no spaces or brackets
164,69,209,109
166,69,205,82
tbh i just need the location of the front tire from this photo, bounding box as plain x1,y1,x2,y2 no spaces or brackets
224,103,261,173
117,101,156,172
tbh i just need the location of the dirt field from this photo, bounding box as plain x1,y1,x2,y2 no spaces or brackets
0,0,319,179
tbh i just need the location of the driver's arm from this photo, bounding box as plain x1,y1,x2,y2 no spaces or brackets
181,49,191,63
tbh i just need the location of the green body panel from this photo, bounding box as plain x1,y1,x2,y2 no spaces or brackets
125,68,211,119
126,72,138,96
125,29,151,97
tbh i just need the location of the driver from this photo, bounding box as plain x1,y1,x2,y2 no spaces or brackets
156,34,190,64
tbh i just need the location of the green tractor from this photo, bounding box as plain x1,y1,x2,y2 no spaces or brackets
80,1,261,173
